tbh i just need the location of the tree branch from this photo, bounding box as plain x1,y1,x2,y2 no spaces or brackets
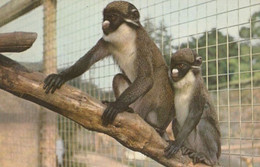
0,32,37,52
0,54,208,167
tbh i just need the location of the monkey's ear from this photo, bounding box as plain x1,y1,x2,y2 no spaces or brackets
195,56,202,66
131,9,140,19
127,8,140,27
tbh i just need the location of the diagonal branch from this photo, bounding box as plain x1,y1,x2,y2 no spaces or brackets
0,54,208,167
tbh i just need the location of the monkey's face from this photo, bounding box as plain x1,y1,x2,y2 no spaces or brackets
170,48,202,82
170,62,191,82
102,10,125,35
102,1,140,35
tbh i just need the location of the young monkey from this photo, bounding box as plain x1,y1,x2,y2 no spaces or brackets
165,48,221,166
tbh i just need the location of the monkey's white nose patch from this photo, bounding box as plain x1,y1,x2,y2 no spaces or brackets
172,69,178,74
102,20,110,29
171,69,178,78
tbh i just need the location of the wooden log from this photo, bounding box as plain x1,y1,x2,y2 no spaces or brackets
0,32,37,52
0,54,209,167
43,0,57,75
0,0,42,27
41,0,57,166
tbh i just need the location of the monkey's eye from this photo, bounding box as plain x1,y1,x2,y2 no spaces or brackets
177,64,185,69
110,14,117,21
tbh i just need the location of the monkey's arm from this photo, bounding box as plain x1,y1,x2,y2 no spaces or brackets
165,96,205,157
44,38,109,94
102,56,154,125
171,117,180,137
102,76,153,125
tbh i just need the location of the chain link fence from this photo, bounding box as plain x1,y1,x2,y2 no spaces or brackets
0,0,259,166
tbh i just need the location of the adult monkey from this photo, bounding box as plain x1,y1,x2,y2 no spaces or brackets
43,1,175,139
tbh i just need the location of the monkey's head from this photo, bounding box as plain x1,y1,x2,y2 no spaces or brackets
170,48,202,82
102,1,140,35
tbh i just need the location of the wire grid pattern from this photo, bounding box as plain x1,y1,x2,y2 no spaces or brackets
0,0,259,167
0,3,44,167
56,0,260,166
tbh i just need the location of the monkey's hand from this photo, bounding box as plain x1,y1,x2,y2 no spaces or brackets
102,101,134,113
102,102,133,126
43,74,66,94
164,140,182,158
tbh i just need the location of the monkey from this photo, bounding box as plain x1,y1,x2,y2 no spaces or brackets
164,48,221,166
43,1,175,139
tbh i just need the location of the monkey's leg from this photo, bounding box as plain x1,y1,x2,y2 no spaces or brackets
171,118,179,138
180,139,210,165
112,73,134,113
102,73,131,104
113,73,131,99
193,119,219,166
181,132,197,156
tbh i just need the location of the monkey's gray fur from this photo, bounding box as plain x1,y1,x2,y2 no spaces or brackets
165,48,221,166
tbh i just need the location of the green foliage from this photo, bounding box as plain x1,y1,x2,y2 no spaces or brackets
178,29,240,88
239,12,260,39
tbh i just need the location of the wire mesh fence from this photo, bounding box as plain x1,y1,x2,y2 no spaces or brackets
0,0,259,166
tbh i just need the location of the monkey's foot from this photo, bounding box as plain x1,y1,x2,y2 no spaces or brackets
188,152,213,166
181,146,194,155
164,140,182,158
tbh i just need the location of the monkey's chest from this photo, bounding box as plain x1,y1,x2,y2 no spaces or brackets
173,70,196,127
113,50,137,82
174,87,194,128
